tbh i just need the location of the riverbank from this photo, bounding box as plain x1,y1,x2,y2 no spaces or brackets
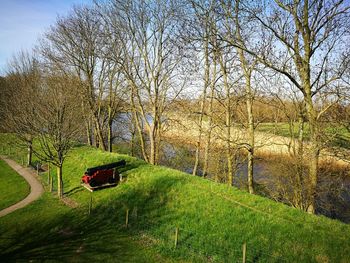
164,115,350,168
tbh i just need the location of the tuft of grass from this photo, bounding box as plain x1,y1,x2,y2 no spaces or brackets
0,159,30,211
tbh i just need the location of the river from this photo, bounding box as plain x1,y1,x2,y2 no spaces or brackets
112,115,350,223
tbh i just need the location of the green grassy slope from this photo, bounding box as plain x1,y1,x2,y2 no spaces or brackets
0,158,30,210
1,135,350,262
0,193,173,262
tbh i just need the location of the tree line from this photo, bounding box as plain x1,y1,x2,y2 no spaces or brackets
0,0,349,214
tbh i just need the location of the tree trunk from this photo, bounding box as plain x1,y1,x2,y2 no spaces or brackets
149,125,158,164
93,126,99,148
193,32,210,176
193,142,201,176
155,120,161,165
57,165,63,199
305,94,319,214
203,53,216,177
247,148,254,194
27,140,33,166
217,48,234,186
135,112,148,162
130,117,136,156
225,91,233,186
149,129,156,165
86,118,92,146
94,116,106,151
227,144,234,186
108,119,113,152
130,83,148,162
246,76,255,194
293,112,305,209
235,0,255,194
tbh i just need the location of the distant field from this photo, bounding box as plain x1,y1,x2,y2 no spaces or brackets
257,122,350,148
0,159,30,211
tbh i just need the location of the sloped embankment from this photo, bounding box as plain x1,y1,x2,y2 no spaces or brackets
62,146,350,262
0,140,349,262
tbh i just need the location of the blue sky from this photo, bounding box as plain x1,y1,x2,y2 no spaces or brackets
0,0,92,74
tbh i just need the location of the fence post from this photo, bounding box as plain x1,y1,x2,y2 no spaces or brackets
174,227,179,248
88,196,92,215
242,242,247,263
125,209,129,228
21,157,24,166
36,163,39,175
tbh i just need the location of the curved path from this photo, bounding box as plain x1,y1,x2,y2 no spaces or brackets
0,157,44,217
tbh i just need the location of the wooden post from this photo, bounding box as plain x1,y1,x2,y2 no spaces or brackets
174,227,179,248
88,196,92,215
21,157,24,166
125,209,129,228
242,242,247,263
36,163,39,175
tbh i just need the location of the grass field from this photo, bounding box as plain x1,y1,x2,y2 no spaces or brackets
1,134,350,262
257,122,350,148
0,158,30,211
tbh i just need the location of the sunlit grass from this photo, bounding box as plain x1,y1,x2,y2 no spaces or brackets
1,133,350,262
257,122,350,148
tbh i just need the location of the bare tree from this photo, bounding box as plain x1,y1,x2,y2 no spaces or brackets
33,73,83,198
189,0,215,176
40,5,109,150
218,0,350,213
105,0,188,164
2,51,41,166
218,0,259,193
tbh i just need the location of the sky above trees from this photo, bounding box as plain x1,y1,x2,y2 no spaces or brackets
0,0,92,73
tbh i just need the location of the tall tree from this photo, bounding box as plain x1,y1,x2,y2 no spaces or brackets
105,0,188,164
40,6,108,150
219,0,350,212
218,0,259,193
33,73,83,198
2,51,41,166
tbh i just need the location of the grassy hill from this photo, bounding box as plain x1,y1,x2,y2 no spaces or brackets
1,135,350,262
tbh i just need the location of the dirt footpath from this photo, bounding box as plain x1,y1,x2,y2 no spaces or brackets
0,157,44,217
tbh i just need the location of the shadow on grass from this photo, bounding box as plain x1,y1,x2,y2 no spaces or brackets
0,167,185,262
65,186,85,196
0,163,188,262
94,170,188,231
0,209,157,262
